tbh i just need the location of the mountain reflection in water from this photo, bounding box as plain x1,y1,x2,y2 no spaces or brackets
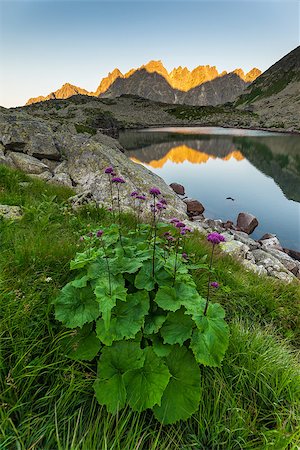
119,127,300,250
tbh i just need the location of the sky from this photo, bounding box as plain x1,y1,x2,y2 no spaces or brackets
0,0,299,108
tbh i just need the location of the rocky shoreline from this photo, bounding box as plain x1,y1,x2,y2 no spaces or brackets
0,106,299,283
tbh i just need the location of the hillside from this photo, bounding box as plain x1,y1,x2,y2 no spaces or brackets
235,46,300,130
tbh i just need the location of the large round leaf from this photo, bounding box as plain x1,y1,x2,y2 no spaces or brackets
94,275,127,329
189,302,229,367
62,324,101,360
160,308,193,345
155,283,199,312
123,347,170,412
153,346,201,424
54,283,100,328
96,291,150,345
94,341,144,414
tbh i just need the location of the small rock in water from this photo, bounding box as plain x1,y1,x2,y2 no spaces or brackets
236,212,259,234
184,198,205,216
170,182,185,196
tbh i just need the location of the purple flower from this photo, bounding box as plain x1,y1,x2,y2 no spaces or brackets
170,218,180,224
136,195,146,201
167,236,175,242
157,202,166,210
130,191,139,197
180,230,186,235
175,222,186,228
163,232,170,237
182,252,188,260
207,232,225,245
112,177,125,184
96,230,104,238
104,166,114,174
210,281,219,288
149,187,161,196
160,198,167,205
182,226,192,233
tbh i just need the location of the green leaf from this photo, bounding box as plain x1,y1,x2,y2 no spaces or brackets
123,347,170,412
164,254,189,276
135,260,163,291
96,291,150,345
153,346,201,424
160,308,193,345
70,250,99,270
54,283,100,328
94,275,127,329
155,283,199,312
144,312,167,335
86,256,108,280
151,336,172,357
62,324,101,361
110,256,143,275
71,275,90,288
94,341,144,414
189,303,229,367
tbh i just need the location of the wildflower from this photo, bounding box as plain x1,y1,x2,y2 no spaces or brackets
182,252,188,260
170,218,180,224
157,202,166,210
136,195,146,201
104,166,114,174
160,198,167,205
175,221,186,228
210,281,219,288
207,232,225,245
96,230,104,238
149,187,161,196
182,226,192,233
112,177,125,184
130,191,139,197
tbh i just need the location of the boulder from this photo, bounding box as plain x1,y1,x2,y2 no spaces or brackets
222,220,234,230
236,212,258,234
220,240,250,259
184,198,205,216
231,230,260,250
26,133,60,160
7,152,50,175
264,247,300,277
284,248,300,262
189,214,204,222
259,234,283,251
0,205,23,220
170,182,185,195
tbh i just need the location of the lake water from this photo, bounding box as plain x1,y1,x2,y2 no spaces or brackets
119,127,300,251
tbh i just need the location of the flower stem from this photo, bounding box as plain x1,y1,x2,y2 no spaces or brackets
100,237,111,296
152,196,156,278
173,236,180,286
204,244,215,316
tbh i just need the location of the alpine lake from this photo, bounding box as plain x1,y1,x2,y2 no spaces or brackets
119,127,300,251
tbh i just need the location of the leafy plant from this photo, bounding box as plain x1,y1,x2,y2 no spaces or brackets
53,174,229,424
53,220,229,424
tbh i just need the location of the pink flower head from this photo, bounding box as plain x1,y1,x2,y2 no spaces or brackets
182,226,192,233
170,218,180,224
207,232,225,245
104,167,114,174
130,191,139,197
149,187,161,196
175,222,186,228
96,230,104,238
157,202,166,210
136,195,146,201
210,281,219,288
160,198,167,205
112,177,125,184
182,252,188,260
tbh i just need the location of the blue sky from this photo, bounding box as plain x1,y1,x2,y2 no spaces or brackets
0,0,299,107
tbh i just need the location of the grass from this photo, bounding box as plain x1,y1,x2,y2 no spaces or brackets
0,165,299,449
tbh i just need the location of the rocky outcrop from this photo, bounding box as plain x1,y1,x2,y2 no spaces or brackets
184,199,205,216
26,83,92,105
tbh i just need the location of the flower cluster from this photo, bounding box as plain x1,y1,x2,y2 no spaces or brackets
207,232,225,245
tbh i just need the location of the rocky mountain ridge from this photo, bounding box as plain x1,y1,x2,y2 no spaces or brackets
26,60,261,106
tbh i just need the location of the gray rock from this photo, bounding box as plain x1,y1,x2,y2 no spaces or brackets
260,235,283,251
41,159,62,173
0,204,23,220
242,260,268,276
236,212,259,234
30,171,53,182
7,152,50,175
26,133,60,160
220,240,250,259
231,230,260,250
51,172,73,188
264,247,300,277
202,218,223,232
